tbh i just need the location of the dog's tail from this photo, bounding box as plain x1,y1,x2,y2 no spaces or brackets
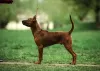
68,15,74,35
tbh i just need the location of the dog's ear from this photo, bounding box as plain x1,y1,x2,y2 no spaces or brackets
33,15,36,20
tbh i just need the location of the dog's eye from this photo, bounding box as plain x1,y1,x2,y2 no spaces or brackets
28,18,32,21
30,19,34,21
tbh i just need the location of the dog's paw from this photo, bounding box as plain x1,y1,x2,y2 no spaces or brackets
34,61,41,64
69,62,76,65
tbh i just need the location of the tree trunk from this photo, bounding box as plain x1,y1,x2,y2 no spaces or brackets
0,21,8,29
95,0,100,29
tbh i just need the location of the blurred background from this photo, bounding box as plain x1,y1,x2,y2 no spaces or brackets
0,0,100,70
0,0,100,30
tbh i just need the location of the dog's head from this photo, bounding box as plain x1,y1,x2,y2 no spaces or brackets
22,15,37,27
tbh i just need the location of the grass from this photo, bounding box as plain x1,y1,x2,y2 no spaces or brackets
0,64,100,71
0,28,100,71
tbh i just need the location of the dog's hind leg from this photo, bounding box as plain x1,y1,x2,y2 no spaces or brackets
64,43,76,65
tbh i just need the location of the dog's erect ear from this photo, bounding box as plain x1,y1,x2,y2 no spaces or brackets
33,15,36,20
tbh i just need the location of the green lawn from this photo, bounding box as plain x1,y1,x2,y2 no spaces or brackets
0,64,100,71
0,29,100,71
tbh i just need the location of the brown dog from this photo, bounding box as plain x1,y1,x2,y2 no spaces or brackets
22,15,76,65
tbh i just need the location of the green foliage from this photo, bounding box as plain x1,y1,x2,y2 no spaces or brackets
0,1,19,21
0,0,36,22
0,0,100,28
0,0,98,26
1,0,74,24
63,0,100,29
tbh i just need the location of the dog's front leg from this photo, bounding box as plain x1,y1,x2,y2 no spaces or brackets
34,45,43,64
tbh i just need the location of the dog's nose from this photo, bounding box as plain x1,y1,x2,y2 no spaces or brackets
22,21,26,25
22,21,24,24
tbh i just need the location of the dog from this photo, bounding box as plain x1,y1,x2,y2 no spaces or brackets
22,15,76,65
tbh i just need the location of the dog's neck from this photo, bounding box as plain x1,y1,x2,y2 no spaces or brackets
31,21,41,36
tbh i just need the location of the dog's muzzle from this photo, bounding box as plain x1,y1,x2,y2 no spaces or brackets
22,20,28,26
22,20,31,27
22,21,25,24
